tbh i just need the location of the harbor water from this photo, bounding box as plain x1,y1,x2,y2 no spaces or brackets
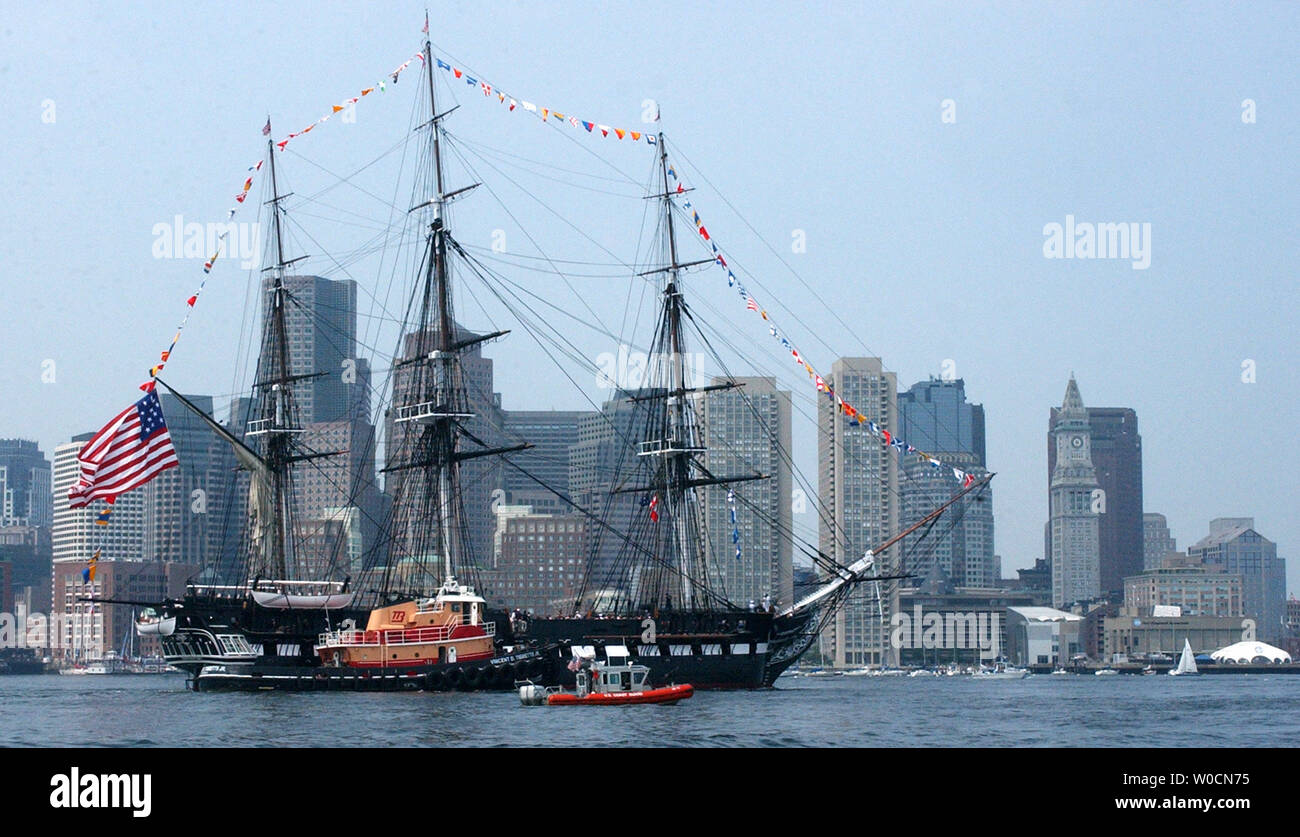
2,671,1296,747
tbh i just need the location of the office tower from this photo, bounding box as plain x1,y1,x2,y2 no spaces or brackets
1049,402,1142,597
0,526,51,611
897,378,994,587
254,274,382,579
500,410,589,515
140,393,236,575
0,439,53,528
818,357,898,667
261,275,369,424
567,390,650,596
1143,513,1177,570
294,418,383,579
1048,376,1101,608
51,435,146,567
50,433,148,661
1188,518,1287,641
698,376,793,609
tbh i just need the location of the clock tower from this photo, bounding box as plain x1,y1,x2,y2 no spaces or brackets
1049,375,1101,608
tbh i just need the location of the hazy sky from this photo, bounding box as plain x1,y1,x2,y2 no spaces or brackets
2,2,1296,588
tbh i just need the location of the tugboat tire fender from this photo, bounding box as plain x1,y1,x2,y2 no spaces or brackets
461,666,482,689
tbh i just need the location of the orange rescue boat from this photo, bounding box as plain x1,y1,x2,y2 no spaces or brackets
519,645,693,707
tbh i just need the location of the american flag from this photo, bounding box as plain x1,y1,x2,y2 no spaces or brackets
68,391,178,508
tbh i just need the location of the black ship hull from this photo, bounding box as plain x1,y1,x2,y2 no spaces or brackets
153,596,819,690
154,592,373,677
191,644,559,692
502,608,816,689
0,649,46,675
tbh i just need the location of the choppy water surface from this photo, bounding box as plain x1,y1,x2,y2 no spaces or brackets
2,672,1295,747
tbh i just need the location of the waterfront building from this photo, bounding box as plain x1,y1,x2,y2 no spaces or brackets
895,582,1036,665
1005,606,1084,667
819,357,899,667
51,559,197,661
492,510,590,615
1101,614,1249,659
1187,518,1287,642
1122,557,1244,618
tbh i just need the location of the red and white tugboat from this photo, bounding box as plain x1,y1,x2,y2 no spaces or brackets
519,645,693,706
316,576,495,673
192,575,557,691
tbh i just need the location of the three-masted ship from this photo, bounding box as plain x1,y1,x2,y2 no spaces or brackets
109,27,989,692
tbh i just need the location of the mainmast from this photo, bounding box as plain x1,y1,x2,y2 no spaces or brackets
632,133,763,610
657,133,701,607
387,37,524,592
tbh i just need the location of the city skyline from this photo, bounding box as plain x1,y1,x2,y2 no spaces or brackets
1,3,1295,594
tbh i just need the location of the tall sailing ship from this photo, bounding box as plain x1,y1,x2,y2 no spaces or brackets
102,27,989,691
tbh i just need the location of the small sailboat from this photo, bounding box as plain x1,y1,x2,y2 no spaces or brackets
1169,638,1200,677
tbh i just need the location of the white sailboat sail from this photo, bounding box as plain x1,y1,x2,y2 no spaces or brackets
1171,638,1199,676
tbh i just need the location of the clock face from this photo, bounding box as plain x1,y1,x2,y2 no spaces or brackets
1071,436,1083,448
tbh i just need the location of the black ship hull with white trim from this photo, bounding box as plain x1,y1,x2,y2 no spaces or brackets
192,644,559,692
505,608,816,689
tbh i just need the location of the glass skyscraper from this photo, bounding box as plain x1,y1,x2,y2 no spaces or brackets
897,378,994,588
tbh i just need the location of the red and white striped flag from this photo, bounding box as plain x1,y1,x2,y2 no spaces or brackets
68,391,178,508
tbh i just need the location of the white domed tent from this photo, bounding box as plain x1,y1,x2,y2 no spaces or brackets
1211,641,1292,665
